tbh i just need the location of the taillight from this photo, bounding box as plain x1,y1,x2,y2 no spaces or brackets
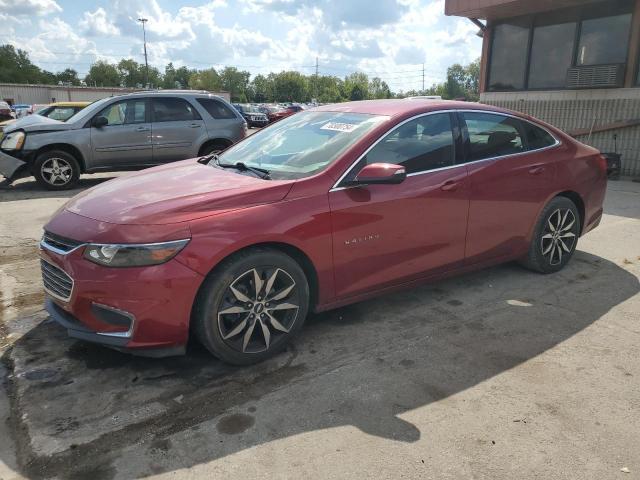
597,154,608,175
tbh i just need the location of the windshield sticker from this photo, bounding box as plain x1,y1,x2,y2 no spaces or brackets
320,122,359,133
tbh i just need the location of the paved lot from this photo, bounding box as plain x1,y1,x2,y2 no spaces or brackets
0,176,638,480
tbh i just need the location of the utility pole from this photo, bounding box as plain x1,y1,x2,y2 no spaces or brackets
422,63,425,92
314,56,319,102
138,18,149,88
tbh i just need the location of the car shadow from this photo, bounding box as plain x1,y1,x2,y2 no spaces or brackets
0,175,117,203
2,251,638,479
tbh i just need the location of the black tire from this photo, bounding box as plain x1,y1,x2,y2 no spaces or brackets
199,142,228,157
520,196,581,274
33,150,81,190
193,247,309,365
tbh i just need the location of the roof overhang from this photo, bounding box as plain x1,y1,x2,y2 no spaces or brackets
445,0,605,20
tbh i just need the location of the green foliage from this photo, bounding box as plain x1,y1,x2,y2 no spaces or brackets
85,61,120,87
0,45,53,84
0,44,480,104
188,68,221,91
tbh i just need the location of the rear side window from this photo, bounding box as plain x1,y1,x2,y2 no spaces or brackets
523,122,556,150
152,97,201,122
461,112,524,161
364,113,454,174
197,98,237,119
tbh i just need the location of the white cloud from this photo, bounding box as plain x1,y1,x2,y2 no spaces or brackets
80,8,120,36
0,0,61,16
1,0,482,92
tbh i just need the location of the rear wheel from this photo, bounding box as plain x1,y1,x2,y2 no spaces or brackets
193,248,309,365
33,150,80,190
520,196,580,273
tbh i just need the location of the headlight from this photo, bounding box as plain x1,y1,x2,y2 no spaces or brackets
1,130,25,150
83,239,190,267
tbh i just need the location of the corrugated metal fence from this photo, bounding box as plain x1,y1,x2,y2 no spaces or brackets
481,89,640,177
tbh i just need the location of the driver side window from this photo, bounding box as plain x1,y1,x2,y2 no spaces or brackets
364,113,455,174
97,100,146,126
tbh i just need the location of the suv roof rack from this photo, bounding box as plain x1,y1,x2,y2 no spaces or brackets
133,89,214,94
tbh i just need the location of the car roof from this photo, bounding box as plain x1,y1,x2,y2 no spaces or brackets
314,99,513,118
50,102,91,107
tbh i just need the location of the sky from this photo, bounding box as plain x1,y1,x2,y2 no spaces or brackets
0,0,482,92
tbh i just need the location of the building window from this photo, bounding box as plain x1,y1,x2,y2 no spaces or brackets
577,13,632,66
488,19,530,91
528,22,577,89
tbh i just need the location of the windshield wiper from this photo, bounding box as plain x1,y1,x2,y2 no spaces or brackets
198,152,219,165
216,160,271,180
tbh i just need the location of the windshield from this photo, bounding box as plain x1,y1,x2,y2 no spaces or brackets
216,110,388,180
36,106,81,122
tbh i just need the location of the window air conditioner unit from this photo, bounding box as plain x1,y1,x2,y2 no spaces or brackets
566,64,625,89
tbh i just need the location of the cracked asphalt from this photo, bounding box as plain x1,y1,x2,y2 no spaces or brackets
0,175,638,480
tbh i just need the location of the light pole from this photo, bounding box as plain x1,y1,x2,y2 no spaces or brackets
138,17,149,88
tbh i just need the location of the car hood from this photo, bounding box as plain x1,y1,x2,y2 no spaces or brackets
3,115,70,134
64,159,294,225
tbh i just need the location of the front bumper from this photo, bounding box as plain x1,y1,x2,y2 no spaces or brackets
0,150,29,181
40,242,204,357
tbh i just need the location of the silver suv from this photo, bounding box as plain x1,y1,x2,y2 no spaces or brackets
0,91,246,190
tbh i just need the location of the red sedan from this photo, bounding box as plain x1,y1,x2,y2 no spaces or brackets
40,100,607,364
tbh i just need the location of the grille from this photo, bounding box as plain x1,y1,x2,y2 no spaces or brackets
566,64,625,89
41,259,73,301
42,231,83,253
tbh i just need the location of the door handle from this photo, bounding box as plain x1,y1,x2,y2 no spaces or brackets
135,126,149,132
440,180,460,192
189,123,201,128
529,165,545,175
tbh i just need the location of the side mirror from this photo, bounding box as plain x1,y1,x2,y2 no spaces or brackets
93,116,108,128
352,163,406,185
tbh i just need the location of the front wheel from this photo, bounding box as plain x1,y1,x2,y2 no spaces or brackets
33,150,80,190
520,196,581,273
193,248,309,365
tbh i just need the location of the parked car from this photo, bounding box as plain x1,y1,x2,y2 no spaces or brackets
0,91,245,189
12,104,31,119
0,102,91,140
0,101,12,121
258,105,288,123
232,103,269,128
38,99,607,364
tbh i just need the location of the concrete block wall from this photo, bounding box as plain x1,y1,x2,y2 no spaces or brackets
481,88,640,177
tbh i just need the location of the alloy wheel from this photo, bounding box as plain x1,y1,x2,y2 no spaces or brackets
41,158,73,186
217,267,300,354
540,208,577,266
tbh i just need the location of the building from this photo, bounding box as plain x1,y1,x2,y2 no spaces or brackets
0,83,231,105
446,0,640,177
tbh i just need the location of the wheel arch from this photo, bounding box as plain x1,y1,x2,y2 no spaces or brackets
189,240,320,328
197,138,233,156
556,190,585,235
34,143,86,172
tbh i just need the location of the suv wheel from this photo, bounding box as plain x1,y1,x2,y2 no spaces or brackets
33,150,80,190
520,196,580,274
193,247,309,365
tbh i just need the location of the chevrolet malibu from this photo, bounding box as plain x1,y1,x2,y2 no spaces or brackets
40,100,607,365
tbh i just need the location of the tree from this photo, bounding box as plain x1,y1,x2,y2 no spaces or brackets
188,68,221,91
117,58,145,87
316,75,344,103
343,72,369,101
0,45,50,84
55,68,80,86
249,74,273,102
85,61,120,87
271,71,308,102
369,77,391,99
163,63,196,89
219,67,251,102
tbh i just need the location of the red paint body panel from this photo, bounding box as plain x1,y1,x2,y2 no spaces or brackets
39,100,608,354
